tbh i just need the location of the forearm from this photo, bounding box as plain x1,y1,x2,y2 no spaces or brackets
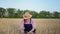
30,28,35,32
20,29,24,34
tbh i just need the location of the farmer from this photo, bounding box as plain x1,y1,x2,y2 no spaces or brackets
19,12,36,34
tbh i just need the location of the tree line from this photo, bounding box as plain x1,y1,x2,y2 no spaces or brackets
0,7,60,18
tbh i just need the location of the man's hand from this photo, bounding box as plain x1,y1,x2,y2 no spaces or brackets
20,32,24,34
27,31,33,34
20,31,24,34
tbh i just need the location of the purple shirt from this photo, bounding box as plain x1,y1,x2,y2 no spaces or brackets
19,19,36,33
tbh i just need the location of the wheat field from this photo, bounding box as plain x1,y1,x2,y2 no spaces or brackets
0,18,60,34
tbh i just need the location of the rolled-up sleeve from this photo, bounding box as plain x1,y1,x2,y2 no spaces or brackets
19,19,24,33
30,19,36,32
32,19,36,29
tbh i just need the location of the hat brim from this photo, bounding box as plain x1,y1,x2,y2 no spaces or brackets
23,15,32,19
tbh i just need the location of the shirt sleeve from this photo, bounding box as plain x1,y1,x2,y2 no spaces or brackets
19,19,24,33
31,19,36,29
30,19,36,32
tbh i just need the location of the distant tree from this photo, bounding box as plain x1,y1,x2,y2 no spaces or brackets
7,8,16,18
17,9,23,18
30,11,38,18
53,11,60,18
23,10,30,14
46,11,51,18
13,13,19,18
0,7,60,18
39,10,48,18
58,12,60,17
0,7,6,18
50,13,54,18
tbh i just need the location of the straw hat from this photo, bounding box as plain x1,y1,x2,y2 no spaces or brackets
23,12,32,19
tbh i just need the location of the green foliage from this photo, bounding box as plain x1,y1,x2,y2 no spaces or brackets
53,11,60,18
30,11,38,18
0,7,6,18
39,10,47,18
7,8,16,18
17,9,23,18
0,7,60,18
39,10,51,18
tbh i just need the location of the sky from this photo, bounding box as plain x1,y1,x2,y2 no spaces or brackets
0,0,60,12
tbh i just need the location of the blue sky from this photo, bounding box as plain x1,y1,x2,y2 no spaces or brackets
0,0,60,12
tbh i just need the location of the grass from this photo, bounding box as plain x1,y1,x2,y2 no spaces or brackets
0,18,60,34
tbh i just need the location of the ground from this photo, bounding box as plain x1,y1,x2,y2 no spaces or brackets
0,18,60,34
